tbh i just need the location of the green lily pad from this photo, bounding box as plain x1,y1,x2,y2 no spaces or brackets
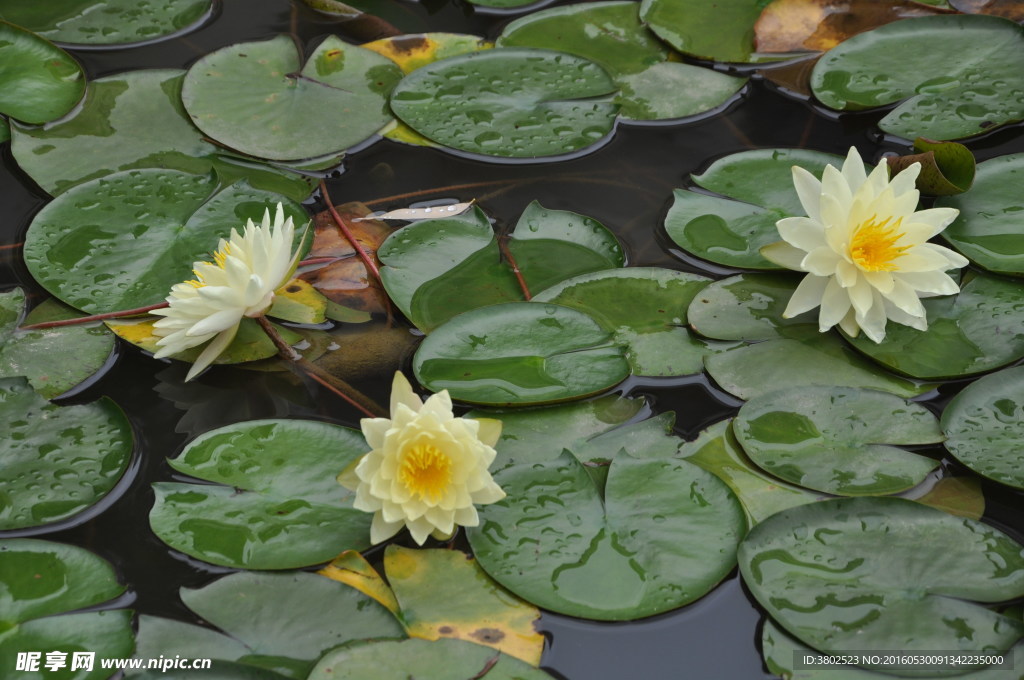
533,267,736,376
0,116,8,143
733,386,942,496
10,70,316,199
639,0,794,62
687,272,808,341
0,378,132,530
936,153,1024,276
468,451,746,620
942,365,1024,490
496,2,746,121
308,638,555,680
0,289,115,398
680,420,820,525
0,539,133,679
413,302,630,406
379,203,623,332
182,35,402,161
133,571,403,679
665,149,846,269
0,0,211,47
810,15,1024,140
389,48,618,159
22,169,307,314
844,272,1024,379
739,497,1024,673
149,419,372,569
0,21,85,124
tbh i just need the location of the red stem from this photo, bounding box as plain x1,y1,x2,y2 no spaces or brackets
497,236,531,301
20,302,170,330
319,181,381,281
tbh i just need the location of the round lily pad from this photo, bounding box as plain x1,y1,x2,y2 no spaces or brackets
0,0,212,47
308,638,555,680
413,302,630,406
942,365,1024,490
533,267,735,377
135,571,403,679
687,272,807,341
739,497,1024,672
182,35,402,161
22,169,307,315
665,149,846,269
389,48,618,159
0,21,85,124
810,14,1024,140
733,386,942,496
0,289,115,399
468,451,745,620
0,378,133,530
149,419,373,569
0,539,133,678
639,0,790,62
496,2,746,121
844,272,1024,379
937,153,1024,276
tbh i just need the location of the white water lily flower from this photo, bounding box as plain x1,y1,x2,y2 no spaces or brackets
151,204,299,381
339,372,506,546
761,146,969,343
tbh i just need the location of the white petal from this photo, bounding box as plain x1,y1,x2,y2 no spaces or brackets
370,512,404,545
895,270,960,296
777,216,827,252
840,146,868,195
818,277,852,331
185,325,238,381
847,278,874,317
186,308,245,337
783,275,828,318
821,164,853,216
864,270,895,294
881,278,926,318
389,371,422,415
802,247,842,276
888,161,921,197
761,242,808,270
791,166,823,222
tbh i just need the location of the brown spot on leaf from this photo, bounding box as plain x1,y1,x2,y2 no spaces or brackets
286,285,302,293
471,628,505,644
438,625,454,634
388,35,429,55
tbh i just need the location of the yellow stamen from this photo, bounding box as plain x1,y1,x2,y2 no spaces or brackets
399,443,452,503
213,244,231,269
850,215,909,271
186,279,203,288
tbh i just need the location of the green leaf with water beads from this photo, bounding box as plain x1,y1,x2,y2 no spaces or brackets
0,378,132,530
10,70,317,199
811,14,1024,140
389,48,618,159
308,638,555,680
733,386,942,496
690,274,930,399
23,169,307,315
133,571,403,679
379,203,623,333
0,289,115,398
680,420,820,525
467,451,745,620
740,497,1024,673
182,35,402,161
0,0,211,47
665,149,846,269
941,365,1024,490
937,153,1024,276
844,272,1024,379
148,419,372,569
533,268,737,376
0,540,133,677
496,2,746,121
413,302,630,406
0,21,85,124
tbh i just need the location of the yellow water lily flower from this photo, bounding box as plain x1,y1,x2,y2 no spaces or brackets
340,371,506,546
761,146,968,342
151,204,299,381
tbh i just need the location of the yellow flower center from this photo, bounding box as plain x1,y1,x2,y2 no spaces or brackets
850,216,909,271
399,443,452,503
188,245,232,288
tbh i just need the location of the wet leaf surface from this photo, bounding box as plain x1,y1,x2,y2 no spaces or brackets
740,497,1024,669
413,302,630,406
0,21,85,124
942,365,1024,490
0,378,132,530
733,386,942,496
149,419,372,569
639,0,793,62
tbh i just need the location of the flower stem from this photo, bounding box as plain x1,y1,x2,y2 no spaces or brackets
497,235,531,300
319,180,381,282
255,316,385,418
20,302,170,330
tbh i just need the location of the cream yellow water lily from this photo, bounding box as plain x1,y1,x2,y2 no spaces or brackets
761,147,968,342
151,204,299,381
339,372,506,546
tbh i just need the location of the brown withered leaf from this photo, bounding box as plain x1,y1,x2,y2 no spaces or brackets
755,0,952,53
313,321,419,384
300,201,393,315
950,0,1024,21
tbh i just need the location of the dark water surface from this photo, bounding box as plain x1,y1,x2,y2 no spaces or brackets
2,1,1024,678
